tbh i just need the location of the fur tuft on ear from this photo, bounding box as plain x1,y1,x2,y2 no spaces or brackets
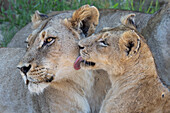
31,10,48,29
65,5,99,38
119,30,141,58
120,13,136,29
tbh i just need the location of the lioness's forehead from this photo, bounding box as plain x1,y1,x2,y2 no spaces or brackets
45,17,62,28
41,27,58,36
27,17,65,44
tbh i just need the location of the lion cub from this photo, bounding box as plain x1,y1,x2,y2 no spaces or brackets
76,14,170,113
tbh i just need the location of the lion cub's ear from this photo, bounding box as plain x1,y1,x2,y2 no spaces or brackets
98,32,111,41
119,30,141,58
31,10,48,29
120,13,136,29
66,5,99,37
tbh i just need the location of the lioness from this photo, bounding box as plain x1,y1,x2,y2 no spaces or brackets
77,14,170,113
17,5,110,113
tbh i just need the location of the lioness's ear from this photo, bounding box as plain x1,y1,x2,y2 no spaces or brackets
66,5,99,37
119,30,141,58
31,10,48,29
120,13,136,29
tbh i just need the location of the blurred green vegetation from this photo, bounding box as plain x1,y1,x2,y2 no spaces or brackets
0,0,160,47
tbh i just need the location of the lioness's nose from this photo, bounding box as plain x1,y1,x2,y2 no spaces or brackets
17,64,31,75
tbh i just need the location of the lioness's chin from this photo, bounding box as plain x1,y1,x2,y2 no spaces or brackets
28,82,49,94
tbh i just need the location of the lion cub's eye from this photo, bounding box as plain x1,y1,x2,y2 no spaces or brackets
43,37,56,47
98,39,109,47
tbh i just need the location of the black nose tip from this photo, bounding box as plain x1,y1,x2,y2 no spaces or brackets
19,65,31,75
79,45,84,49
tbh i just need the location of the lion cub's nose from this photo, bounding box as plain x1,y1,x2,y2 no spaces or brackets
17,64,31,75
78,41,85,50
79,45,84,50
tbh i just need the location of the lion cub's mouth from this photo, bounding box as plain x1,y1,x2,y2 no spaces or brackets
74,56,95,70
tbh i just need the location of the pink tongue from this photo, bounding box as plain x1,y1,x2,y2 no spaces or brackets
74,56,83,70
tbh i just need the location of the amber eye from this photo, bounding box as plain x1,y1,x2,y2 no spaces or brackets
43,37,56,47
46,37,53,43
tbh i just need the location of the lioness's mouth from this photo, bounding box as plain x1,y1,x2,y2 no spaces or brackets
25,75,54,86
74,56,95,70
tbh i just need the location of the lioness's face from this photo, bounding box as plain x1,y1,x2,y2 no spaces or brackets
17,19,79,94
17,5,99,94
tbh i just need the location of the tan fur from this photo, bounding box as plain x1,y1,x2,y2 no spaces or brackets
17,5,110,113
79,14,170,113
64,5,99,37
120,13,136,29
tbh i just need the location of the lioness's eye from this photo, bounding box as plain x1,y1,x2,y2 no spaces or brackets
43,37,56,47
47,38,53,43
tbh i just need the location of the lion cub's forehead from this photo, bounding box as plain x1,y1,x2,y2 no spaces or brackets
97,31,121,39
99,27,131,38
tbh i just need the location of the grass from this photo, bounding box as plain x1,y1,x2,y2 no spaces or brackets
0,0,160,47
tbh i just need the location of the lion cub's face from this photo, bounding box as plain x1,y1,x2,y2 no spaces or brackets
78,29,122,72
17,5,99,94
77,14,141,74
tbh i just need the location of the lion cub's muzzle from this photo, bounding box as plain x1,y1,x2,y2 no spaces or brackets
74,43,96,70
78,44,90,60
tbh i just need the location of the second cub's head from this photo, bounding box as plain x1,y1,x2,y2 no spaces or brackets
76,14,143,74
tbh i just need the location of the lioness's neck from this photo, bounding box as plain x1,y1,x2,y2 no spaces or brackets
52,67,95,100
50,68,95,112
67,69,94,94
55,67,94,92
